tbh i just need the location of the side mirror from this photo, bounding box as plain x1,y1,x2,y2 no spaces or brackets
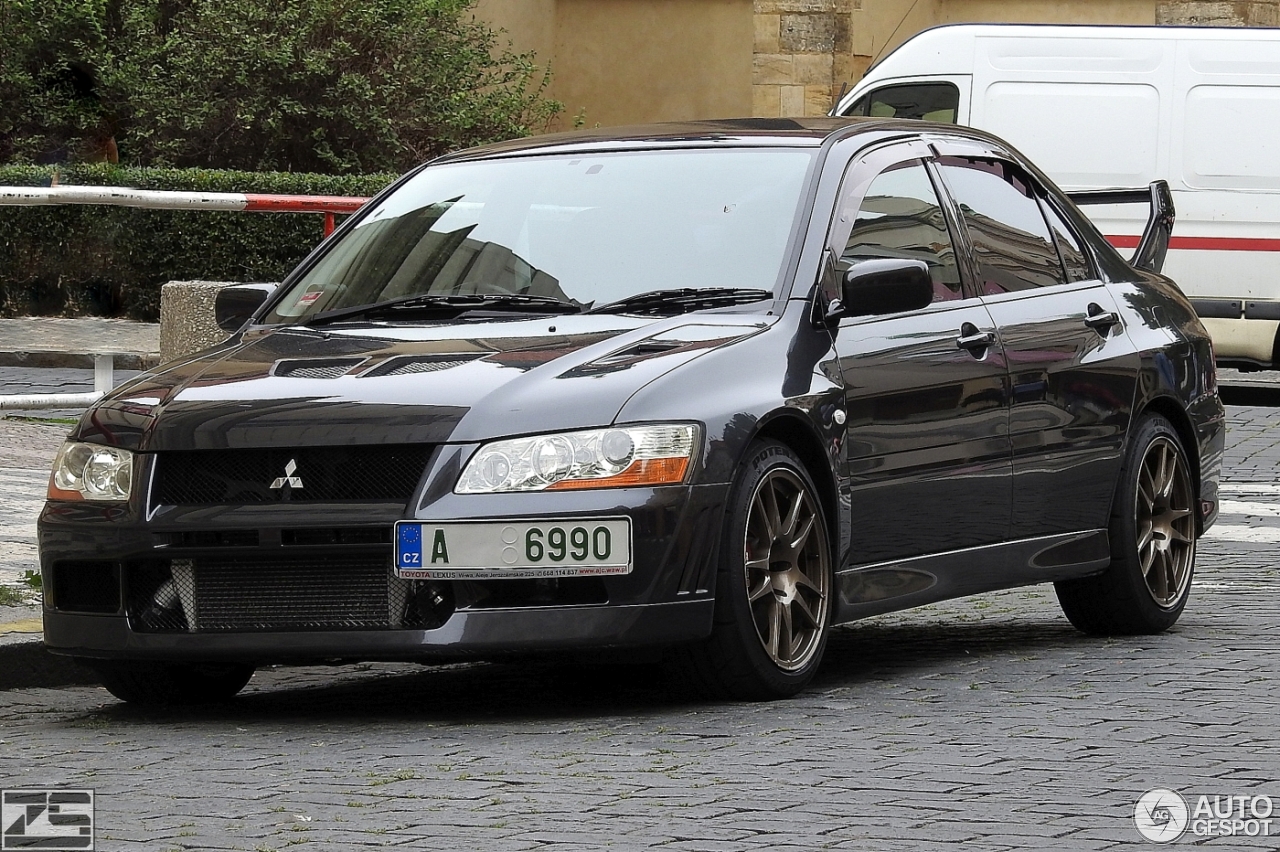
215,283,278,332
831,258,934,321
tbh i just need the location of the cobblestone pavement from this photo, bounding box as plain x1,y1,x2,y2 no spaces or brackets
0,404,1278,850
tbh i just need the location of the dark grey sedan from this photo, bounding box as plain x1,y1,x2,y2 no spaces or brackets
38,118,1224,703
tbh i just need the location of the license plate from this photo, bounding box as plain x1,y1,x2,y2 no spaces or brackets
394,518,632,579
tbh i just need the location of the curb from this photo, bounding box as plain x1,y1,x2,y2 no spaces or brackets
0,635,100,691
0,351,160,371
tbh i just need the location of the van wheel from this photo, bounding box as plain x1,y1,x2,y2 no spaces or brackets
92,661,255,705
681,441,833,700
1056,414,1196,635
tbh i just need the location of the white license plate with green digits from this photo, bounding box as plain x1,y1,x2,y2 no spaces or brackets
394,519,633,579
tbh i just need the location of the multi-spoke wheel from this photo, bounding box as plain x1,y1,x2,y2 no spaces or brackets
680,440,833,699
1134,435,1196,607
1056,414,1197,635
743,466,830,672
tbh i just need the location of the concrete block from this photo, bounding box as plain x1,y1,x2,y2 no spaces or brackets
781,12,837,53
753,53,796,85
805,84,836,116
754,13,781,53
1157,0,1280,25
753,84,783,117
794,51,834,85
780,85,806,116
160,280,241,362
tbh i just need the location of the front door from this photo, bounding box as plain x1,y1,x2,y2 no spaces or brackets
830,149,1012,568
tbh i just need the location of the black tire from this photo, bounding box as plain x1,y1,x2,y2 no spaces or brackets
1056,414,1196,635
680,440,833,700
92,661,255,705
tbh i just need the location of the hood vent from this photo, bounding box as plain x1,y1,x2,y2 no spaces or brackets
272,357,367,379
362,354,483,377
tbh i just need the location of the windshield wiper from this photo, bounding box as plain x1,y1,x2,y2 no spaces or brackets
306,293,583,325
586,287,774,316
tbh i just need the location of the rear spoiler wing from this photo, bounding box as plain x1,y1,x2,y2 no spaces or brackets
1067,180,1176,274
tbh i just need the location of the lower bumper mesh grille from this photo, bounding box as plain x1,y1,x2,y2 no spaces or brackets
194,555,396,631
127,555,423,632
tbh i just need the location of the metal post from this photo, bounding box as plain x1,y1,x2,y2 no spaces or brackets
94,353,114,394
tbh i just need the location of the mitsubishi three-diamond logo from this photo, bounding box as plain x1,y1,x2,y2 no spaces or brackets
269,459,304,491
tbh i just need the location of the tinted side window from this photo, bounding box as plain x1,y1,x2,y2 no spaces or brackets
859,84,959,123
844,160,962,303
937,157,1066,295
1041,200,1093,282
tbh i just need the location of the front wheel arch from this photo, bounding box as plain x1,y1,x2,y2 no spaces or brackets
752,412,841,562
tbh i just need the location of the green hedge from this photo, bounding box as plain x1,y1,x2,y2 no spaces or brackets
0,164,397,320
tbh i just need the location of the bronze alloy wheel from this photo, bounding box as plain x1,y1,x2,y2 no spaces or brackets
742,466,831,672
1135,434,1196,608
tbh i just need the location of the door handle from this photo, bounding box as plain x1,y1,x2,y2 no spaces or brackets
956,326,996,353
1084,303,1120,334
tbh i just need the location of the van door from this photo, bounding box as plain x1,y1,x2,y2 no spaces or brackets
1167,36,1280,365
969,34,1172,191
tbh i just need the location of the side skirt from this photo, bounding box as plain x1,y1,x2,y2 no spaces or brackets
832,530,1110,623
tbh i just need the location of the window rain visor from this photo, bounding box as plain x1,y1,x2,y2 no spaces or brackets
263,149,815,323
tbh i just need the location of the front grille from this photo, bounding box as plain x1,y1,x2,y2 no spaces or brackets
152,445,431,505
193,555,394,631
126,557,455,633
282,527,392,546
127,560,189,630
161,530,261,548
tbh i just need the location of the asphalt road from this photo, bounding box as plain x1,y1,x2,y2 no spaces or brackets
0,392,1277,850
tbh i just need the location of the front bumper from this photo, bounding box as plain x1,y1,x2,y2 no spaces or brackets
38,462,728,662
43,599,715,663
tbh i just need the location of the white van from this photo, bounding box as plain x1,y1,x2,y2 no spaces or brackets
833,24,1280,369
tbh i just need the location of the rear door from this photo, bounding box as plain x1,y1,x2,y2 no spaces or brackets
931,146,1139,538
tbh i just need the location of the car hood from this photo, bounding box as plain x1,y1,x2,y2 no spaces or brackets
77,314,771,451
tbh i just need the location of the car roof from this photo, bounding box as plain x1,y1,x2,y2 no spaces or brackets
432,117,923,163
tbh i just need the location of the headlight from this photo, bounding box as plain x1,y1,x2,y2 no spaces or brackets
49,442,133,501
456,424,698,494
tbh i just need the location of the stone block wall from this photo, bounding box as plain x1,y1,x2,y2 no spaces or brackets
753,0,859,117
1157,1,1280,25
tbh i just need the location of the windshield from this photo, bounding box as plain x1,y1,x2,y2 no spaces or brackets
262,148,816,324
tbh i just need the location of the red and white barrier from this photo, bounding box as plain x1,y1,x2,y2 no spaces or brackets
0,185,370,235
0,184,373,409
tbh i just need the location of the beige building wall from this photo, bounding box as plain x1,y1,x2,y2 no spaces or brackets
475,0,753,129
474,0,1275,127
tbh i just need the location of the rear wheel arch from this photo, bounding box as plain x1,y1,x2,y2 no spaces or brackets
1132,395,1202,533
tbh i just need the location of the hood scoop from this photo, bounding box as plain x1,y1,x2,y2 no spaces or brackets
362,353,485,377
271,357,368,379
